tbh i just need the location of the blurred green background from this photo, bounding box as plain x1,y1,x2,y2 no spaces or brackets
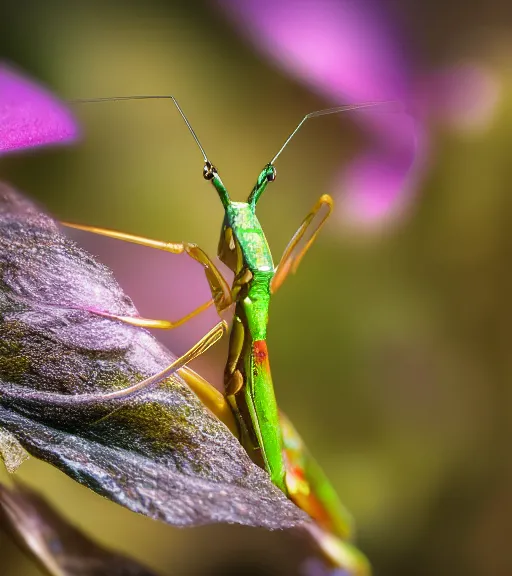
1,0,512,574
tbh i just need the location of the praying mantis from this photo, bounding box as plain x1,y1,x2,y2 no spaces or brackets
33,96,388,574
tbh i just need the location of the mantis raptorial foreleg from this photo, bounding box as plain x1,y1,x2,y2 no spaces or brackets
271,194,333,294
62,223,233,328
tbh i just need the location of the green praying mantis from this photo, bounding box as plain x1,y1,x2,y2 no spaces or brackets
40,95,389,574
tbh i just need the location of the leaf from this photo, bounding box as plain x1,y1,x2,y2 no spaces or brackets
0,480,160,576
0,183,309,531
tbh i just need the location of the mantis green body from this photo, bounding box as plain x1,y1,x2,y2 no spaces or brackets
210,163,285,490
50,95,387,574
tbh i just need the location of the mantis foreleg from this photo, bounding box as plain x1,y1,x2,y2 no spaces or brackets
271,194,333,294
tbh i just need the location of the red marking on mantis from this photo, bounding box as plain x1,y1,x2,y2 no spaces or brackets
283,447,337,535
253,340,268,365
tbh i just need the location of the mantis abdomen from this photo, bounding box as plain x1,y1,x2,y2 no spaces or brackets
244,337,286,492
224,272,287,493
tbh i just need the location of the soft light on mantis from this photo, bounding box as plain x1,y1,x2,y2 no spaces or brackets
39,95,394,574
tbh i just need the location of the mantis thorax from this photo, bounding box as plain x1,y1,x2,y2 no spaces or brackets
209,164,276,280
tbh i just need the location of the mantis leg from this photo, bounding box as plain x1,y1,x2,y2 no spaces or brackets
270,194,333,294
7,321,228,407
62,223,233,325
81,300,215,331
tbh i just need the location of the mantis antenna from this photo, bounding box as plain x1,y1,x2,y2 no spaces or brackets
71,95,211,165
71,94,230,206
269,100,400,165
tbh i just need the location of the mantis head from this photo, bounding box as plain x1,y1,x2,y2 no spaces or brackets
203,160,277,212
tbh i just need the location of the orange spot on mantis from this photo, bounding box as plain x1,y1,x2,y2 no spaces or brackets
283,449,336,534
253,340,268,365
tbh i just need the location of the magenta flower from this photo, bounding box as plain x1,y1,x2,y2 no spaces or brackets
0,63,79,155
218,0,498,227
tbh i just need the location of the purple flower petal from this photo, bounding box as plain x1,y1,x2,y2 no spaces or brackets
219,0,498,226
218,0,419,224
0,64,79,155
338,112,426,226
220,0,412,103
338,152,414,226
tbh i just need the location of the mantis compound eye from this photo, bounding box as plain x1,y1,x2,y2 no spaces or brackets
203,161,217,180
267,165,277,182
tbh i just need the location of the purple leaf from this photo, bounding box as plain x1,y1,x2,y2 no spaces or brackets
0,480,160,576
0,64,79,155
0,183,309,531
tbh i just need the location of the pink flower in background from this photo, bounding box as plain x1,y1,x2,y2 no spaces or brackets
218,0,499,227
0,63,79,154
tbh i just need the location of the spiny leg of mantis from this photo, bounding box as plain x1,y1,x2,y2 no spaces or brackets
62,222,233,328
271,194,333,294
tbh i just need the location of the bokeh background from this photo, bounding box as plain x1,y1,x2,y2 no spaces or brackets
1,0,511,574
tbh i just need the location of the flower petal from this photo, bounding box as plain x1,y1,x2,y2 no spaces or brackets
0,64,79,154
220,1,499,226
338,112,425,226
219,0,412,103
218,0,420,224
